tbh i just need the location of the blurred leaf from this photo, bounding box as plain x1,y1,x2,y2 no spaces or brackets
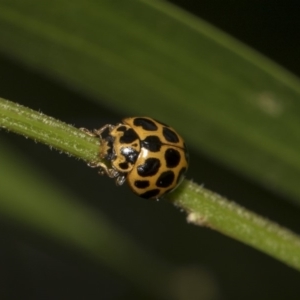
1,0,300,205
0,141,174,299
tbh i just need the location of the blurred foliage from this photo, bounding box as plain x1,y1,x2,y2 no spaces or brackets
0,0,300,299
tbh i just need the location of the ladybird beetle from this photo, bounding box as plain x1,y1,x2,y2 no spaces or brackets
87,117,188,199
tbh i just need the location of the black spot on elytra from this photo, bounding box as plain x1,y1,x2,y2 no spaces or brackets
137,158,160,177
133,118,158,131
156,171,175,188
141,136,161,152
139,189,160,199
117,125,127,132
163,127,179,143
165,148,181,168
134,180,150,189
176,167,187,184
120,128,139,144
119,162,129,170
121,147,139,164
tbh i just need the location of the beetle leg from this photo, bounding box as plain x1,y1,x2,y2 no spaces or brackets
80,124,115,137
100,165,119,178
79,127,96,136
93,124,115,136
106,168,120,178
115,175,126,186
87,161,118,178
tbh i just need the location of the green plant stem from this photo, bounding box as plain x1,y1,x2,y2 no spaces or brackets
168,181,300,270
0,97,99,162
1,97,300,272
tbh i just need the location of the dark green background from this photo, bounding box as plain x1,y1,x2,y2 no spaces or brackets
1,1,300,299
